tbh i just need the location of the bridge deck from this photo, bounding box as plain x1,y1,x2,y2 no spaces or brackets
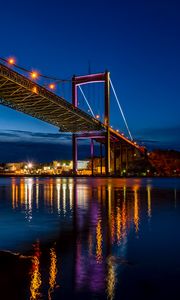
0,63,103,132
0,62,145,153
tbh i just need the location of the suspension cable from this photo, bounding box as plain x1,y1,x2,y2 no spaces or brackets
78,85,95,118
109,77,133,141
0,57,71,82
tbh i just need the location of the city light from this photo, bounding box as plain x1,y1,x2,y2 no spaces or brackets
96,114,100,119
28,163,33,169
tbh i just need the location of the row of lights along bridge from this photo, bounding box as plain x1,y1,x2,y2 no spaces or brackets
3,56,138,145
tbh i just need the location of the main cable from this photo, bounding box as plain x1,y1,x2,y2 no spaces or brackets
0,57,71,82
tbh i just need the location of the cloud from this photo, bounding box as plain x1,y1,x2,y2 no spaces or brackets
0,141,71,162
0,129,94,162
0,129,72,145
0,140,94,162
0,127,179,162
136,126,180,139
134,125,180,150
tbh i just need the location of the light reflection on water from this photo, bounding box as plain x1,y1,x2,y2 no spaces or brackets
30,241,41,300
48,246,58,300
0,177,179,300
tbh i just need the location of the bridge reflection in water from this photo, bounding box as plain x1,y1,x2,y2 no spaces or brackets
12,178,146,299
0,177,179,300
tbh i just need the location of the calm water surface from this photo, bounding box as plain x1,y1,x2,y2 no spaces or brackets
0,177,179,300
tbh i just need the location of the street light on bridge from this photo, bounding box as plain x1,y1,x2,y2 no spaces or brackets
49,83,56,90
31,71,39,79
8,57,16,65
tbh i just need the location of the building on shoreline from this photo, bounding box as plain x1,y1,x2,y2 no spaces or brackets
0,160,90,176
0,150,179,176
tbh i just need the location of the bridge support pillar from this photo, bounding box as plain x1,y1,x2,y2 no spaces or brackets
91,139,94,176
105,129,111,176
119,144,123,175
72,75,78,175
72,134,77,175
125,147,128,172
104,71,110,176
100,143,103,175
114,143,117,175
71,70,114,177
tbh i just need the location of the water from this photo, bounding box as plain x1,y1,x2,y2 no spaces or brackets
0,177,179,300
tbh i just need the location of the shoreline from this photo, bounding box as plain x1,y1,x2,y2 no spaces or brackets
0,174,179,178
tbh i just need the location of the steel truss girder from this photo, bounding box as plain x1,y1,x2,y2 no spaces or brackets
0,62,145,153
0,63,103,132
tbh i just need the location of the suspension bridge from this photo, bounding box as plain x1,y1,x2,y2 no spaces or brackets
0,58,146,176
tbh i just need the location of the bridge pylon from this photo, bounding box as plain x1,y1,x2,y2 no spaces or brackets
72,71,111,176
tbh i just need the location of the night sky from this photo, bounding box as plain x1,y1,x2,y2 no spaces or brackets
0,0,179,162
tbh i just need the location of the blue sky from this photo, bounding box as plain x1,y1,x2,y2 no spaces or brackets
0,0,179,161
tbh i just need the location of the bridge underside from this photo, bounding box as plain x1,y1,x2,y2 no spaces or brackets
0,63,103,132
74,131,146,175
0,62,146,176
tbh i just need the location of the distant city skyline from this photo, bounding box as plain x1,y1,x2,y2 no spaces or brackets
0,0,179,161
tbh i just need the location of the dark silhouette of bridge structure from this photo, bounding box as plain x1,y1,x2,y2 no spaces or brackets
0,61,146,176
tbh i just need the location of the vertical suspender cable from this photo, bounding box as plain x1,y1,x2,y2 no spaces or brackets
109,77,133,141
78,85,95,118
